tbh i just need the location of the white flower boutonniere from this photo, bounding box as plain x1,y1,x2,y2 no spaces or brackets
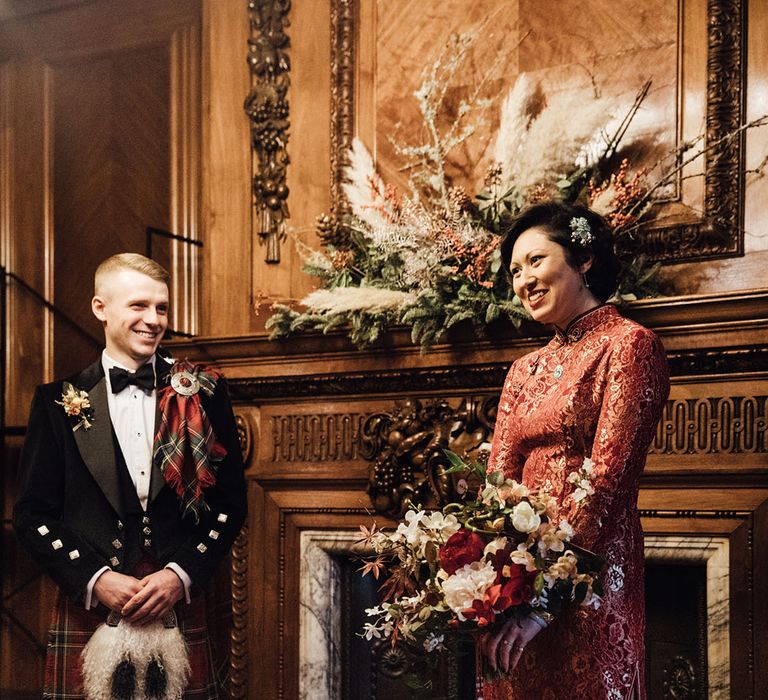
56,382,94,431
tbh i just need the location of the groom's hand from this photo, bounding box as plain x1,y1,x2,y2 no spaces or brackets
121,568,184,625
93,571,143,612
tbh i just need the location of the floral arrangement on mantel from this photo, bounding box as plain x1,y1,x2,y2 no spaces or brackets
266,34,766,351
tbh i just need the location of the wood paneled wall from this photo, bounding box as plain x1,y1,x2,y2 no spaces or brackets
52,45,172,377
0,0,201,400
1,1,767,698
0,1,201,696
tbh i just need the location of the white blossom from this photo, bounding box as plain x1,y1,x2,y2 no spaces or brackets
441,561,497,618
536,522,567,557
483,537,509,558
395,510,427,544
544,551,579,587
421,511,461,540
423,633,446,653
558,519,574,540
510,543,537,572
363,622,384,640
511,500,541,533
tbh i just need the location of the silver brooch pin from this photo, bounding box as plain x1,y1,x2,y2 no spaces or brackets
171,370,201,396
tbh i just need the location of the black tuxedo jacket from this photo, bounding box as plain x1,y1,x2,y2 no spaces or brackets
13,355,247,602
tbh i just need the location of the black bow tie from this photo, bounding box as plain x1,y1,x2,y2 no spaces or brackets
109,364,155,394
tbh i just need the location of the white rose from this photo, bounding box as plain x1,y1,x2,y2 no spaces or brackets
511,500,541,533
440,561,497,617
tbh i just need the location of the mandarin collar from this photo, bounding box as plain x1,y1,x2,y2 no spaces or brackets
551,304,618,346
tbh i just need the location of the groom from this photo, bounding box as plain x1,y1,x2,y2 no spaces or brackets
14,253,246,698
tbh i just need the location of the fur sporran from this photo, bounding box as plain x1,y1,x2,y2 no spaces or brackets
81,610,190,700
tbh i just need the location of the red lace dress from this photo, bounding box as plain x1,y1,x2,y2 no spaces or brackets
482,305,669,700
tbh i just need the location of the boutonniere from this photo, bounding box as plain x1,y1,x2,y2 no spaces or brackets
56,382,94,431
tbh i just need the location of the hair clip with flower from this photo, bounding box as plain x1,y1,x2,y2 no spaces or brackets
56,382,94,431
569,217,594,246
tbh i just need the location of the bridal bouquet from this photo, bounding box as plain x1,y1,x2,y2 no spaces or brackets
357,452,603,658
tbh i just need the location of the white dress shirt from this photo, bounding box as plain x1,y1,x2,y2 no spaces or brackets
103,352,156,509
85,352,190,608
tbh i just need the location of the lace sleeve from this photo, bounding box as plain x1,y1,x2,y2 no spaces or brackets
487,361,526,480
570,328,669,549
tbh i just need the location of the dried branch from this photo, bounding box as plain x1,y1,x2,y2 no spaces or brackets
627,114,768,218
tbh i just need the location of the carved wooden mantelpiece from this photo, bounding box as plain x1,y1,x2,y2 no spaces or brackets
167,288,768,699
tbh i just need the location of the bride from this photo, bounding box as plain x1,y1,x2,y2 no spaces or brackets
479,202,669,699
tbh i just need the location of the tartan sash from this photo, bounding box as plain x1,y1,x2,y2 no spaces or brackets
152,362,227,522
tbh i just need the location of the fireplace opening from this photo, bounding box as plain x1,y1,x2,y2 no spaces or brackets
337,553,476,699
300,532,727,700
645,562,708,699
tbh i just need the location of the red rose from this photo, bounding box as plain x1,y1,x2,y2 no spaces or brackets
439,529,486,575
494,563,536,611
462,597,496,627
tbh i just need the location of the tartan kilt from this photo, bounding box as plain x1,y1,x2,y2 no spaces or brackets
43,588,218,700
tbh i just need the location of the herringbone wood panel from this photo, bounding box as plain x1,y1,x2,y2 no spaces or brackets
53,45,171,378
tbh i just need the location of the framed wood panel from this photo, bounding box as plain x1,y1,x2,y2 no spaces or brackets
330,0,749,263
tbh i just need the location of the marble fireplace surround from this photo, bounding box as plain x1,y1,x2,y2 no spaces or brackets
299,531,730,700
644,535,730,699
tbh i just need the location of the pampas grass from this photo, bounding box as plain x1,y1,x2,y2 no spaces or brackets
301,287,415,314
491,74,534,188
342,137,388,230
512,90,613,193
293,237,335,276
492,78,666,197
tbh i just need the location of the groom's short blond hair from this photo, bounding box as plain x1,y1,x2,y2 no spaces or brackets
94,253,170,296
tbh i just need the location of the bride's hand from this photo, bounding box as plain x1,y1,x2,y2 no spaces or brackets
481,612,544,673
